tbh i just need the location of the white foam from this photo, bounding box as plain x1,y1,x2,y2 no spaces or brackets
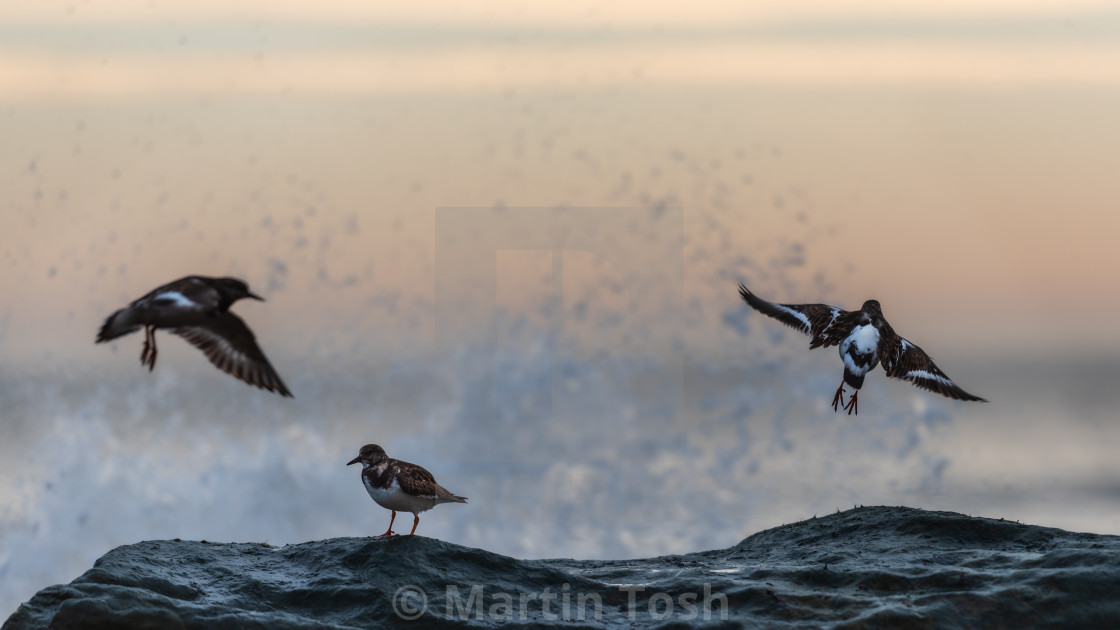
0,273,1053,618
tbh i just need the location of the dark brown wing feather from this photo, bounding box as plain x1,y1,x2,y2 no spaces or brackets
99,277,216,343
137,276,221,310
738,284,853,349
395,462,468,502
879,333,986,402
171,312,293,397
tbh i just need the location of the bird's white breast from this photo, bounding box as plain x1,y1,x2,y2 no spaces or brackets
362,467,438,514
840,324,880,375
848,325,879,354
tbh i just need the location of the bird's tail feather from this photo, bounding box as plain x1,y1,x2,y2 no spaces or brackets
436,488,468,504
96,309,141,343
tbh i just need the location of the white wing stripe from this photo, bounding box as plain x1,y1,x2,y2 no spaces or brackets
774,304,812,331
154,291,195,307
906,369,953,386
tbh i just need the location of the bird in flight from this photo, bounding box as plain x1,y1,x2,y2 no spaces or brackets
738,284,985,414
96,275,292,397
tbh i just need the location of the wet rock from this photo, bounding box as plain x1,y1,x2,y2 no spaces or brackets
6,506,1120,629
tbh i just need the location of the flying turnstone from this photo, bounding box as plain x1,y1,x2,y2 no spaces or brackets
738,284,985,414
96,276,292,397
347,444,467,537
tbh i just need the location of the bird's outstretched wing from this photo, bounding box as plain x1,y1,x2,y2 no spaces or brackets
738,284,853,349
879,334,986,402
171,312,293,397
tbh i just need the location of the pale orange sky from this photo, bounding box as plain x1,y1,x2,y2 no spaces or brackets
2,0,1120,362
5,5,1120,615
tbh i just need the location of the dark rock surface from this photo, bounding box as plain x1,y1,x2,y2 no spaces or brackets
5,506,1120,629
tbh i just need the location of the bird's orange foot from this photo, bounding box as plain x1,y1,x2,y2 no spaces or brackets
843,391,859,415
140,326,158,371
831,385,846,412
377,530,395,537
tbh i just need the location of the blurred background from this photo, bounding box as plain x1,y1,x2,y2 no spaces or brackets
3,0,1120,616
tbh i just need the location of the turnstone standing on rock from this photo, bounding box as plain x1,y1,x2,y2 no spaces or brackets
347,444,467,537
96,276,292,397
739,284,985,414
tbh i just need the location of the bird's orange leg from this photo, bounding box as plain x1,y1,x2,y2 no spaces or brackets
409,514,420,536
378,511,397,537
843,390,859,416
831,384,846,412
140,326,158,371
139,326,149,367
148,327,158,371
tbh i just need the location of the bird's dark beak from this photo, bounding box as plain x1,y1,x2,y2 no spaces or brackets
347,456,361,466
247,291,265,301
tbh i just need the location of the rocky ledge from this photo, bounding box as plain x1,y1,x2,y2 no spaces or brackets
5,506,1120,629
